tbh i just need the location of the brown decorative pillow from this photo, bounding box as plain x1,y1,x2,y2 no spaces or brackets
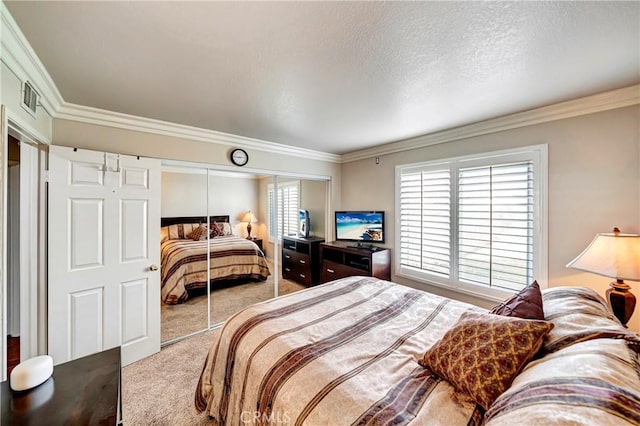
490,280,544,320
418,311,553,410
187,224,207,241
209,222,224,238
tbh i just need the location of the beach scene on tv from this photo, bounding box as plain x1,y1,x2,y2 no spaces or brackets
336,212,384,241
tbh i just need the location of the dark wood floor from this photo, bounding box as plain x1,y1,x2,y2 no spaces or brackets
7,337,20,376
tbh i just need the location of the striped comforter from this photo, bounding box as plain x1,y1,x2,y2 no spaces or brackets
161,236,269,304
195,276,484,425
485,286,640,425
195,279,640,425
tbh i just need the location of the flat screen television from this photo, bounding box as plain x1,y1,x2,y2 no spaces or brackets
335,211,385,243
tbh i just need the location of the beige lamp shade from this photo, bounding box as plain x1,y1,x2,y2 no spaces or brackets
566,230,640,281
242,211,258,223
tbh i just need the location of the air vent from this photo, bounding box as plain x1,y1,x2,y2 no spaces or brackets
22,81,39,115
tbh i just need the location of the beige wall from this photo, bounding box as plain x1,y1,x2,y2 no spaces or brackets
341,105,640,331
301,179,327,239
161,170,260,236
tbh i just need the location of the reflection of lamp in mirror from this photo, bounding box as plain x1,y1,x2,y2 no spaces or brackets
242,211,258,239
566,227,640,327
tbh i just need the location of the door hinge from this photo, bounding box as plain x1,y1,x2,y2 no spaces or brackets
43,170,49,182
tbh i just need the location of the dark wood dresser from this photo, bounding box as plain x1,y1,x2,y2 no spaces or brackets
282,235,324,286
320,242,391,283
1,347,121,425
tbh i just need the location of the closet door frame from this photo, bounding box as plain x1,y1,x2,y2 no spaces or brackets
0,113,48,379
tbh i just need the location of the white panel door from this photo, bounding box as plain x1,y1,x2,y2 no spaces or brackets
48,146,161,366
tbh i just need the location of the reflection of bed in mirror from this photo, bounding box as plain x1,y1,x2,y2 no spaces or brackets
160,215,270,305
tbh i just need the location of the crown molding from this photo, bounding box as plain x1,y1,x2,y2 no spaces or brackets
161,164,260,179
341,85,640,163
0,2,63,116
57,103,341,163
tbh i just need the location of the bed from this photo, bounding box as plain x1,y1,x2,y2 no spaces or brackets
195,276,640,425
161,216,270,305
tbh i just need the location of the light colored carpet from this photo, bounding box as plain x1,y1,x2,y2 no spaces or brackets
161,262,305,342
122,329,219,425
124,265,306,425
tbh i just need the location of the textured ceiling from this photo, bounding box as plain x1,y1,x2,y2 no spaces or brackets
5,1,640,154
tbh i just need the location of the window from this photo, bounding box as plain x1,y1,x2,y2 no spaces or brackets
396,145,547,299
268,181,300,240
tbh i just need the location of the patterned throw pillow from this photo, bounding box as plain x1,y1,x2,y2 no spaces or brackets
418,311,554,410
210,222,224,238
187,224,207,241
490,280,544,320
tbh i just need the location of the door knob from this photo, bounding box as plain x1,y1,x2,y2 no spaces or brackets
150,264,159,271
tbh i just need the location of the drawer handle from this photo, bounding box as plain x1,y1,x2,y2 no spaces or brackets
327,268,335,273
299,259,306,264
285,268,291,272
300,274,306,278
285,255,291,259
287,245,296,250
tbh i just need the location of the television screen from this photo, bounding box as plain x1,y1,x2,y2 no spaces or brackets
335,211,384,243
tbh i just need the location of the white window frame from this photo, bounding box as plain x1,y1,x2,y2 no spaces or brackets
395,145,548,302
267,180,300,242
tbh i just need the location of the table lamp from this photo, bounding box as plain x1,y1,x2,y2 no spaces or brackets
242,211,258,239
566,227,640,327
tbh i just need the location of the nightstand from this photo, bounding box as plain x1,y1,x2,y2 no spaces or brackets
252,238,263,252
1,347,121,425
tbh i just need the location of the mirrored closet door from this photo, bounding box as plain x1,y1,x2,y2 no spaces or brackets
160,163,211,343
207,169,275,326
160,161,329,345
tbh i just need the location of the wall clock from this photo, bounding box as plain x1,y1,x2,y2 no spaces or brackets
230,148,249,167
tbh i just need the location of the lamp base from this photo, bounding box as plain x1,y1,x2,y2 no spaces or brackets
246,222,252,240
606,280,636,328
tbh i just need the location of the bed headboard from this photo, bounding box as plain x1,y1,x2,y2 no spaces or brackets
160,215,230,227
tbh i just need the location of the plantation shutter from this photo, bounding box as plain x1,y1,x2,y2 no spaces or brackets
457,162,534,290
280,184,299,237
268,188,276,239
399,169,451,277
268,182,299,239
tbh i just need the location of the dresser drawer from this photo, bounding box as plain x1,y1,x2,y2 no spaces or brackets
293,268,312,286
283,262,312,285
282,250,310,268
282,261,298,280
320,260,365,283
